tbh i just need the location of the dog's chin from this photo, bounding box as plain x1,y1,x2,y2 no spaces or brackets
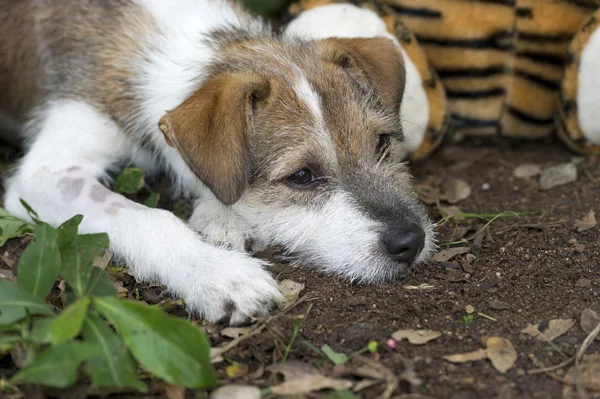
280,240,435,285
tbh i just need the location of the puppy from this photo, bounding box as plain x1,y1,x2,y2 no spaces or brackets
0,0,435,325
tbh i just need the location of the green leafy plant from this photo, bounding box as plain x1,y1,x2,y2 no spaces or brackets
114,167,160,208
0,213,216,392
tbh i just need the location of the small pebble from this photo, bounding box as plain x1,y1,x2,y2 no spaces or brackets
487,300,510,310
539,163,578,190
465,305,475,314
209,385,261,399
481,183,491,190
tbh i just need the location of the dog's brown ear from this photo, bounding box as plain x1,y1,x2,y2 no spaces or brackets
158,73,270,205
317,37,405,109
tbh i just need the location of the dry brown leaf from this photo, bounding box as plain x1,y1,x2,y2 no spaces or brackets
574,210,597,232
563,354,600,399
433,247,471,263
442,177,472,204
581,308,600,341
221,327,252,339
391,329,441,345
485,337,517,374
92,250,112,270
277,279,305,310
268,361,352,395
443,349,488,364
0,269,15,281
513,164,542,179
521,318,575,342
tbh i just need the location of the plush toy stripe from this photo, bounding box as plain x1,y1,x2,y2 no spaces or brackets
501,0,593,138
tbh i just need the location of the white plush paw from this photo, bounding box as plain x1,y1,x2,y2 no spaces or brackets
189,198,262,252
178,250,283,325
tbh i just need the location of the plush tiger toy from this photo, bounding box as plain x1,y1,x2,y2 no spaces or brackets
283,0,600,160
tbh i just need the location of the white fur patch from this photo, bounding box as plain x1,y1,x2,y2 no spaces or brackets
284,3,429,156
399,47,429,154
578,25,600,144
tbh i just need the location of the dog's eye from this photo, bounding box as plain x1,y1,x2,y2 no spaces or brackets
377,134,391,153
287,168,315,187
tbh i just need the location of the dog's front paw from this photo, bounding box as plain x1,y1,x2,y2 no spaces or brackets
180,251,283,325
189,198,258,252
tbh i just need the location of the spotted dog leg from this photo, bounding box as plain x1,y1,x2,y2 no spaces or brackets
4,99,282,325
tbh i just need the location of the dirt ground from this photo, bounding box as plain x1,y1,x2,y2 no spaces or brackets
1,139,599,399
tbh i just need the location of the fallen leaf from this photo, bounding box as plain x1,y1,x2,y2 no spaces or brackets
277,279,305,310
221,327,252,339
0,269,15,282
484,337,517,373
563,354,600,399
443,348,488,363
581,308,600,341
268,361,353,395
442,178,472,204
574,210,597,232
521,318,575,342
391,329,441,345
513,164,542,179
92,250,112,270
433,247,471,263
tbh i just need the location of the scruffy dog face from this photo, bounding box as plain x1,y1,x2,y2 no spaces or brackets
159,36,435,282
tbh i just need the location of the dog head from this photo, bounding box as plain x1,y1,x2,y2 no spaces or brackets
158,34,435,282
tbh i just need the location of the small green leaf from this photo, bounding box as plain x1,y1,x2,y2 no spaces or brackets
19,199,42,226
0,280,54,324
85,267,117,297
0,335,20,354
82,314,147,391
49,298,90,345
321,344,349,365
114,168,145,194
11,341,101,388
94,297,217,388
367,340,378,353
57,216,110,297
16,223,61,299
30,318,53,344
0,207,34,247
143,193,160,208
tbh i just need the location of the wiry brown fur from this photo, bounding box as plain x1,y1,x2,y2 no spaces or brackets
0,0,155,136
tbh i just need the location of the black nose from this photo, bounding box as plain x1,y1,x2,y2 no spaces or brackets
383,224,426,264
